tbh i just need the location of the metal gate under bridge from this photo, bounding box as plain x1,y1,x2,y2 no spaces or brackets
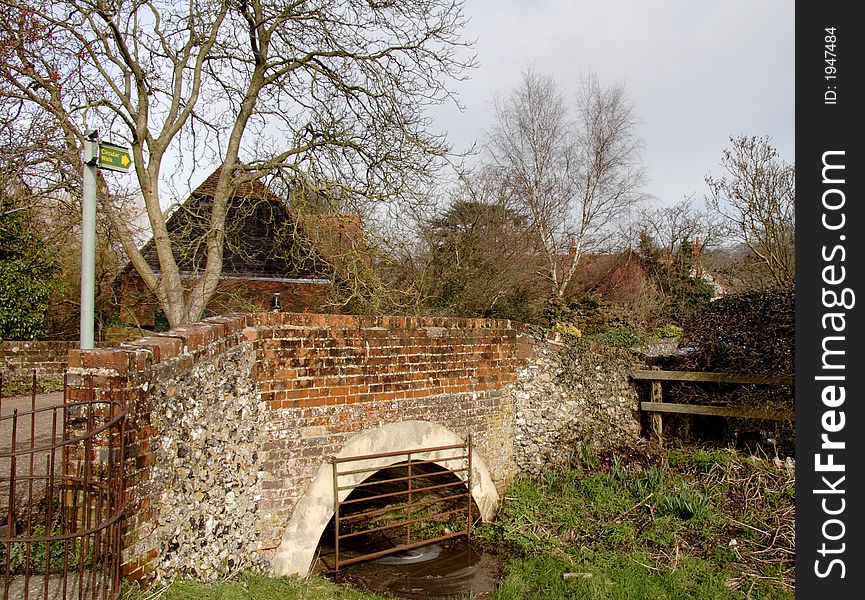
330,437,473,571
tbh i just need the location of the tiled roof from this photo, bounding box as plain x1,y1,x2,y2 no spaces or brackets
125,166,363,280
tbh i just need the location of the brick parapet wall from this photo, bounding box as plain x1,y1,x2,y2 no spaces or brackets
250,312,528,409
0,340,77,383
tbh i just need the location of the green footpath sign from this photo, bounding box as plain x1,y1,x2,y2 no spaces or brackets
98,142,132,173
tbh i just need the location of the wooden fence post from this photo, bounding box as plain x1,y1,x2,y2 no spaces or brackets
650,381,663,446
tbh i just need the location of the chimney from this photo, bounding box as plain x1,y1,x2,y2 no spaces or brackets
694,236,702,278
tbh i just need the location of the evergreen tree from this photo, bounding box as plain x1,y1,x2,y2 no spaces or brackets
0,206,60,339
638,231,714,324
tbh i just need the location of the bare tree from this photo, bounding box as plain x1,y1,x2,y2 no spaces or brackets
705,135,795,289
487,67,646,298
636,196,723,260
1,0,473,327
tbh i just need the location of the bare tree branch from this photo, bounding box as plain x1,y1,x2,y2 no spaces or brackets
705,135,795,289
487,67,646,298
2,0,475,327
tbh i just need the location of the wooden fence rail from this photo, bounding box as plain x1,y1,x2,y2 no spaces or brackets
629,370,794,446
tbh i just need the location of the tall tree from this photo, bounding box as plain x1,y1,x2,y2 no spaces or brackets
1,0,473,327
705,135,795,289
637,231,715,324
423,192,540,321
487,67,646,298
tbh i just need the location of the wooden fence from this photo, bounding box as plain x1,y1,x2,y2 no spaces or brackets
630,370,794,445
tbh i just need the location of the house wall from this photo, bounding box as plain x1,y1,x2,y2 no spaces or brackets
117,275,332,330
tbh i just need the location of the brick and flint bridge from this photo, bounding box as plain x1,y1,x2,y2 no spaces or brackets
67,312,539,583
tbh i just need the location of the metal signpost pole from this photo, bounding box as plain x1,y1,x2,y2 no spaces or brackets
80,130,99,350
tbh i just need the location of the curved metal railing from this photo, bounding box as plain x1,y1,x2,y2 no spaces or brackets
1,375,124,600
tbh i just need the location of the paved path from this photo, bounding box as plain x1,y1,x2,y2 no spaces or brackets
1,393,65,451
1,573,112,599
0,393,66,516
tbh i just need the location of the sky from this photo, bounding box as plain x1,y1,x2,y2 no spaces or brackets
427,0,795,209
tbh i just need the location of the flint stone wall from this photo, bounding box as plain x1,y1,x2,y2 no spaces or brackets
148,343,268,581
512,339,643,476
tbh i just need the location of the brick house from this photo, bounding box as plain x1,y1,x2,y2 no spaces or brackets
556,249,653,301
117,168,366,329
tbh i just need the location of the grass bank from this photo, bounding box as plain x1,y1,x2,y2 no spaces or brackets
479,440,795,599
121,441,794,600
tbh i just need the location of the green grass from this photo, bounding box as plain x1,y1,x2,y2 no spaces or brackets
121,571,387,600
476,442,795,600
494,554,741,600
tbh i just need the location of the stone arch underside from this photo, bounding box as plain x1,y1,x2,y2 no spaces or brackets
270,420,501,576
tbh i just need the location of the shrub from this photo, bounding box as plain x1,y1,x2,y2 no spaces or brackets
676,289,793,375
0,208,60,340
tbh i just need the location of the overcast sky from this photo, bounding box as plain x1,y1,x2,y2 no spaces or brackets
428,0,795,209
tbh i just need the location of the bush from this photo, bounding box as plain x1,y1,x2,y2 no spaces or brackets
659,289,794,452
676,289,794,375
0,208,60,340
648,323,682,339
584,326,646,349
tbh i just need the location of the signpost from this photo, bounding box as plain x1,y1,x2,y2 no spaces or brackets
80,131,132,349
97,141,132,173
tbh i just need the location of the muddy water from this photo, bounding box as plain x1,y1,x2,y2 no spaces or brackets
327,540,505,599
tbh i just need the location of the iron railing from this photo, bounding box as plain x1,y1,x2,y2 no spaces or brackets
0,373,125,600
330,438,472,571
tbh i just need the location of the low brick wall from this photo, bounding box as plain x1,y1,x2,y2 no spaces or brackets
0,340,76,384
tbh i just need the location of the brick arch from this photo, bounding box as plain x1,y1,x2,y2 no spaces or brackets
270,420,500,576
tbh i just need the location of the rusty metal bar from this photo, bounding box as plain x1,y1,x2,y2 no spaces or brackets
339,479,467,506
334,531,469,569
337,507,469,541
466,434,473,538
336,466,468,492
25,373,36,600
334,456,466,478
339,491,470,524
330,442,466,464
405,457,412,547
4,409,17,600
332,458,341,573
